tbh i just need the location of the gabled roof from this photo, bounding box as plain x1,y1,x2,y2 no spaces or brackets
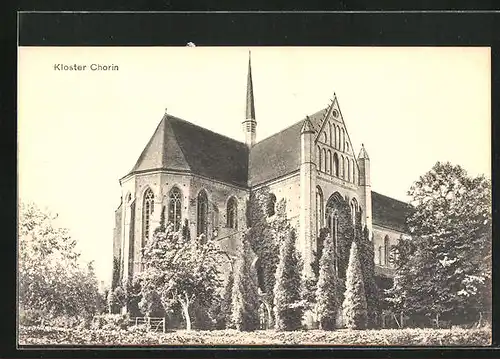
125,114,249,187
248,108,327,186
372,191,412,232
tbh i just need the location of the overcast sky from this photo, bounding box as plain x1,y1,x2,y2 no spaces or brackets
18,46,491,285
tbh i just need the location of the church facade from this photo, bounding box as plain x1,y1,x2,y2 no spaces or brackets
112,54,410,292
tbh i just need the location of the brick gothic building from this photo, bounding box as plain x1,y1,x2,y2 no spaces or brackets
112,53,411,295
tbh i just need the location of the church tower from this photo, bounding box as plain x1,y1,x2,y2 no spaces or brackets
242,51,257,148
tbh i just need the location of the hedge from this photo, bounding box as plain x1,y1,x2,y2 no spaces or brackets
19,326,490,346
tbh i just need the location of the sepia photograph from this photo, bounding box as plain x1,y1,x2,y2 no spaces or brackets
17,46,492,346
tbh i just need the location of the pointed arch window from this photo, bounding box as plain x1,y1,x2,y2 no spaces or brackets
352,159,356,184
326,150,331,174
227,197,238,229
323,131,327,143
341,128,346,152
168,187,182,231
333,153,339,177
384,236,390,266
347,158,351,182
328,122,332,146
378,246,383,265
317,146,322,170
322,148,327,172
267,193,277,217
341,155,345,178
142,188,154,242
197,190,209,236
316,186,324,236
335,126,339,149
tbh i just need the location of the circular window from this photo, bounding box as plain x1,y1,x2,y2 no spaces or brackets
332,109,339,118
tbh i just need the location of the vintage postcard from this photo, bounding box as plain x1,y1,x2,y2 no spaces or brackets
17,46,491,346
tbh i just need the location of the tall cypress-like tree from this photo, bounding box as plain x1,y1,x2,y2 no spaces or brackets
315,235,341,330
342,240,368,329
273,228,303,331
220,269,234,329
231,233,260,331
356,225,380,328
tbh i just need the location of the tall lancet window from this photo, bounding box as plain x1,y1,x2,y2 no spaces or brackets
326,150,331,174
143,188,154,242
317,146,322,171
347,158,351,182
227,197,238,229
168,187,182,231
384,236,390,266
333,153,339,177
316,186,324,236
197,190,209,236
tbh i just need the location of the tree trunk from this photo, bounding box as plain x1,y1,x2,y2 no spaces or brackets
180,298,191,331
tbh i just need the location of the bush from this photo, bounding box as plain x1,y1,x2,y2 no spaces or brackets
19,309,44,327
92,313,130,330
18,326,491,346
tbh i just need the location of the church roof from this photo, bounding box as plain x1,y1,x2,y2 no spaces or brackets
371,191,412,232
125,114,249,187
248,108,327,186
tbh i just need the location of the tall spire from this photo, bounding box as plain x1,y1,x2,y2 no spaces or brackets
242,50,257,148
246,51,256,120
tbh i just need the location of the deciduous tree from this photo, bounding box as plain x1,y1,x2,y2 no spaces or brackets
140,223,223,330
387,162,491,326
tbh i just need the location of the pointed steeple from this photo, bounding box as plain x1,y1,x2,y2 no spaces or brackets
242,51,257,148
358,143,370,160
246,51,256,120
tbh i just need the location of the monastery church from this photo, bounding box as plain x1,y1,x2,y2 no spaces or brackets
112,53,410,292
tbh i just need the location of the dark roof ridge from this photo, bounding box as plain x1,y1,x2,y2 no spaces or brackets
166,114,246,147
372,190,410,206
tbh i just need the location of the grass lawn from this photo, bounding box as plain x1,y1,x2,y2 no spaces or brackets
19,325,491,346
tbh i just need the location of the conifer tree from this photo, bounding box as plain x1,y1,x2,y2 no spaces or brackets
273,228,303,331
315,235,340,330
219,269,234,329
356,225,380,328
231,233,260,331
342,240,368,329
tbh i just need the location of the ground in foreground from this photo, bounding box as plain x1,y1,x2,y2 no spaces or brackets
19,326,491,346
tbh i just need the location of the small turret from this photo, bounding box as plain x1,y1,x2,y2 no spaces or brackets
357,143,372,236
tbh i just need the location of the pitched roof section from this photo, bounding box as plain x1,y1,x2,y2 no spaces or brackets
127,115,249,187
372,191,412,232
249,108,327,186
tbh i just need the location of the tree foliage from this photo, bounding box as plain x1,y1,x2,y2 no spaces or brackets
356,225,380,328
139,223,223,330
246,189,279,299
273,228,303,331
18,202,101,324
315,235,341,330
387,162,491,325
342,241,368,329
231,233,260,331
